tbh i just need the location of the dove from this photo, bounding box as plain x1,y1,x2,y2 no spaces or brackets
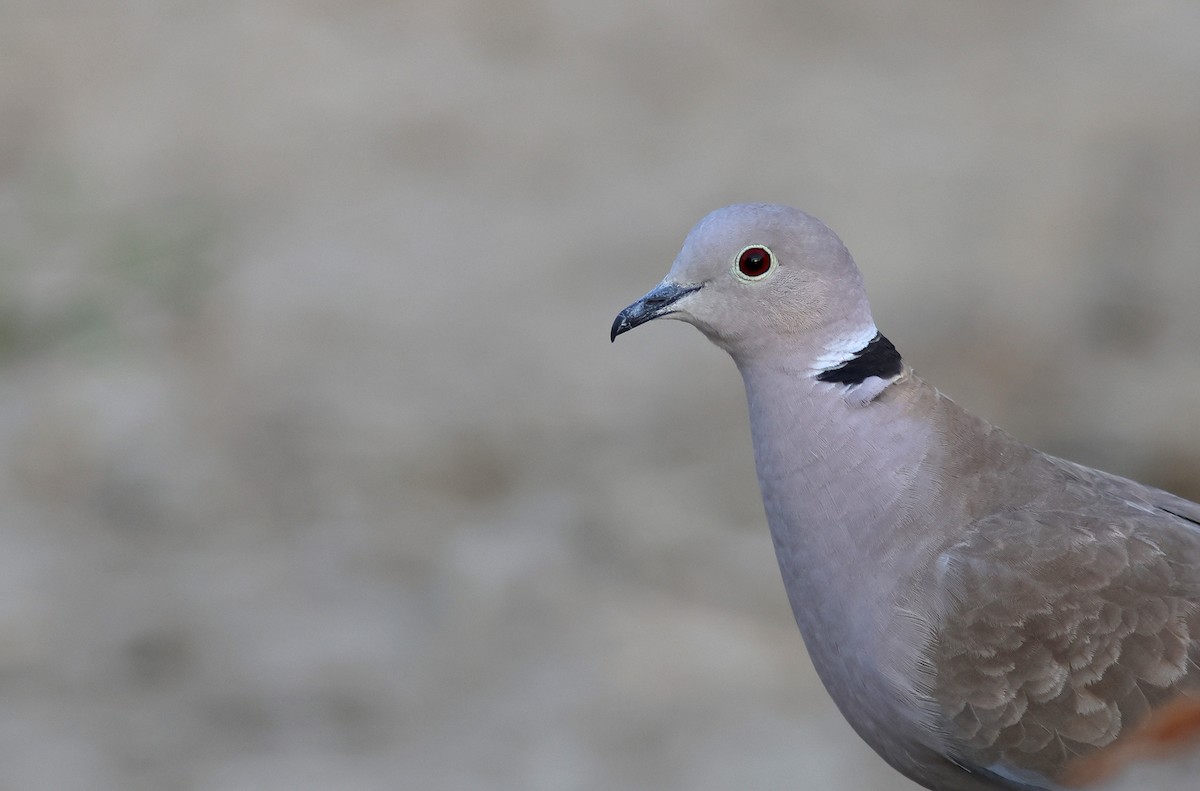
611,204,1200,791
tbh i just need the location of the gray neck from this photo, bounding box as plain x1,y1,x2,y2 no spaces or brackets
735,349,1002,772
738,355,934,582
735,352,943,698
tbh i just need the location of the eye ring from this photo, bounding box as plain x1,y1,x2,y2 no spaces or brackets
733,245,776,281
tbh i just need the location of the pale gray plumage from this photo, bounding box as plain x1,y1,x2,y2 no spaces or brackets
611,204,1200,791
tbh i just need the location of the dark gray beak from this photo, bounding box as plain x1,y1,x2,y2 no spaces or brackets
610,282,700,342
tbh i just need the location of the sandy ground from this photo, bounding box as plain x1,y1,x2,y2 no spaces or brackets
2,3,1200,790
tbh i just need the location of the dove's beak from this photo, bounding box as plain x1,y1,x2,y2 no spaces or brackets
610,282,701,342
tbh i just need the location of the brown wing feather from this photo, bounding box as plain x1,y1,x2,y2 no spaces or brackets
930,462,1200,784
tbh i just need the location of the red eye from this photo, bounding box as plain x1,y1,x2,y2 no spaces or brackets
737,246,773,278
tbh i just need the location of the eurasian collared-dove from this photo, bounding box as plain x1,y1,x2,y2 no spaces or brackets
611,204,1200,791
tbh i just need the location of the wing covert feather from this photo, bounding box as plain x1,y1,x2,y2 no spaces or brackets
929,475,1200,785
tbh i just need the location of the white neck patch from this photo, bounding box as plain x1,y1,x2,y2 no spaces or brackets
809,323,879,375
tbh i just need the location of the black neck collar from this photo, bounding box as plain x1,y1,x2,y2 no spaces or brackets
815,332,903,386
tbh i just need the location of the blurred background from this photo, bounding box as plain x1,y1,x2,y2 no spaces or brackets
2,2,1199,790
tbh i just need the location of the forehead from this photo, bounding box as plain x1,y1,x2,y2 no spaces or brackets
685,204,808,249
675,204,792,263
